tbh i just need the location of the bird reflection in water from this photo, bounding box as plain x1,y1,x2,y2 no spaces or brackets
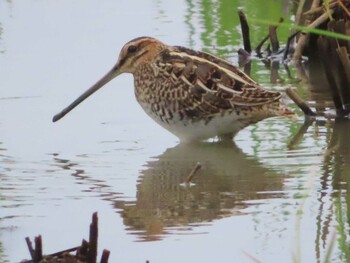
113,141,284,241
49,118,350,251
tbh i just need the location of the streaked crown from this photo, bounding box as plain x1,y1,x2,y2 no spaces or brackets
116,37,167,73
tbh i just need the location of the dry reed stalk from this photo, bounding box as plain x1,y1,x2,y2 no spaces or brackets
286,87,316,116
303,1,337,16
238,10,251,53
317,37,345,115
269,23,281,53
100,249,111,263
336,46,350,111
293,2,334,61
87,212,98,263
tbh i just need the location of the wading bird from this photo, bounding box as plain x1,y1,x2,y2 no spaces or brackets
53,37,293,142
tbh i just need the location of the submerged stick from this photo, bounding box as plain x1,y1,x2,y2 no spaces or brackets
238,10,251,53
25,237,35,260
100,249,110,263
185,162,202,184
255,35,269,55
77,239,89,258
34,235,43,263
88,212,98,263
269,25,279,53
286,87,316,116
269,18,283,53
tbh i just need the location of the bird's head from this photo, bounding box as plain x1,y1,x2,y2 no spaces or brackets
115,36,166,74
52,36,166,122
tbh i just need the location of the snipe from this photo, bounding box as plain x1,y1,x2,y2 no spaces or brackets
53,37,293,142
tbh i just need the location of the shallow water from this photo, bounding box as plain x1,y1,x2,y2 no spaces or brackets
0,1,349,262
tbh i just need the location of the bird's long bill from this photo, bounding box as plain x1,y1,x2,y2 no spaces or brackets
52,66,119,122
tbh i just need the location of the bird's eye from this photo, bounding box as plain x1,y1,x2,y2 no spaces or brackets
127,45,137,53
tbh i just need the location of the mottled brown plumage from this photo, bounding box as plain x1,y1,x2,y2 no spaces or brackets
53,37,293,142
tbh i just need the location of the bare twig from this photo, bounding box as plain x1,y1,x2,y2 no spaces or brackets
293,6,334,61
77,239,89,258
88,212,98,263
23,212,110,263
295,0,307,25
311,0,322,9
256,18,283,55
238,10,251,53
337,0,350,17
33,235,43,263
286,87,316,116
47,246,80,257
255,35,269,55
100,249,110,263
25,237,35,260
269,18,283,53
303,1,337,16
308,10,335,31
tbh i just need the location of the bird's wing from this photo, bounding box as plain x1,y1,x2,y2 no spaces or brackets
159,47,282,116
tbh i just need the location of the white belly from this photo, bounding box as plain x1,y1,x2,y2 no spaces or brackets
163,115,247,142
139,102,253,142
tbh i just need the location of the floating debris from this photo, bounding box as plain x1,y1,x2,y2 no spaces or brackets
22,212,110,263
